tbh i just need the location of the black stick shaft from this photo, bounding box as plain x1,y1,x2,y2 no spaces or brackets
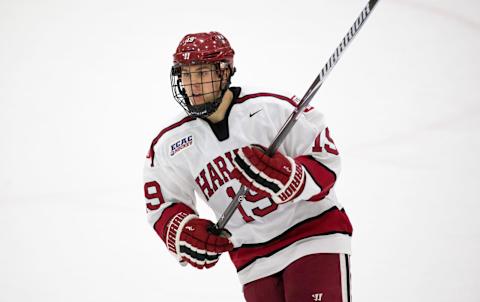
215,0,380,230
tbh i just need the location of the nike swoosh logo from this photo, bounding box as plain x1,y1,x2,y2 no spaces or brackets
249,109,263,117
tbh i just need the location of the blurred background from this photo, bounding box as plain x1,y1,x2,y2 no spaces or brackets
1,0,479,301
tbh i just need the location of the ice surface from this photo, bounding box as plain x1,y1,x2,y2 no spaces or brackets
1,0,479,301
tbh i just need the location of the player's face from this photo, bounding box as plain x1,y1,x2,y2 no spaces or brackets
181,64,223,105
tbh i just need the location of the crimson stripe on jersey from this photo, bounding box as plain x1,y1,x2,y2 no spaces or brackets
237,92,298,107
153,202,195,241
296,155,337,202
148,116,196,167
229,207,353,272
231,207,348,250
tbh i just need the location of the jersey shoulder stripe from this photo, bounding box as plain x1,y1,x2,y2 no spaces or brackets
147,116,196,167
237,92,298,108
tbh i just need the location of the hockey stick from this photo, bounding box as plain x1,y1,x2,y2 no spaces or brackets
215,0,380,231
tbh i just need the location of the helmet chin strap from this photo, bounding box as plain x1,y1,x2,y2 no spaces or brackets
186,98,222,118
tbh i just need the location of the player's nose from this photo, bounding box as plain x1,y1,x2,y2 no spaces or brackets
192,83,203,94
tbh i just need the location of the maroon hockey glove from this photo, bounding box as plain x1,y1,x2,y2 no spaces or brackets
165,212,234,269
232,145,306,204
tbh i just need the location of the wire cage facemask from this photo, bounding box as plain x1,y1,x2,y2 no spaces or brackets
170,63,233,118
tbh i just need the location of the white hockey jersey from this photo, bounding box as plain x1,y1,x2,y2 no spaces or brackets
143,87,352,285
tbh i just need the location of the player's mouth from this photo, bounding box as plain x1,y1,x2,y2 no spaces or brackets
191,94,206,104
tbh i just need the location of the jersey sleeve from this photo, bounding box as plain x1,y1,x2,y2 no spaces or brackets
280,105,341,203
143,145,197,251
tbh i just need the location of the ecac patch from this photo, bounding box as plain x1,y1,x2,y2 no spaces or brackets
170,135,193,156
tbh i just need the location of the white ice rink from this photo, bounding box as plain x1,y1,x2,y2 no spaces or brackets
1,0,479,301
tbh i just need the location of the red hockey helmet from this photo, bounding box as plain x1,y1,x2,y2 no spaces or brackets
170,32,236,118
173,31,235,68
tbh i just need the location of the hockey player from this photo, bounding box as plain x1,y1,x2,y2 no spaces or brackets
144,31,353,302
